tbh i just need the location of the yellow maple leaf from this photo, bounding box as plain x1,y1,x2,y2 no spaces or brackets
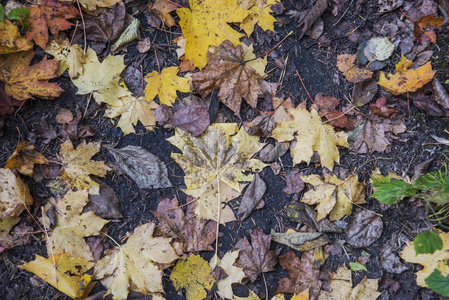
4,141,48,177
378,55,435,95
20,253,94,299
210,251,245,299
271,107,348,171
167,123,266,223
104,95,158,135
318,266,381,299
45,39,88,78
400,232,449,287
94,222,179,299
300,174,366,221
144,66,190,106
170,254,216,300
238,0,279,36
0,19,34,55
71,48,131,106
44,190,109,261
57,140,111,195
0,168,33,218
177,0,248,69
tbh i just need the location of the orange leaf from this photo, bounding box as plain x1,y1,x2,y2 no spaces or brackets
378,55,435,95
413,14,443,43
336,54,373,83
4,141,48,177
0,50,63,101
27,0,79,49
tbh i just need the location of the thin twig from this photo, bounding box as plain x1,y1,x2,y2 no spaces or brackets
262,272,268,300
215,175,221,265
75,0,87,53
296,71,314,103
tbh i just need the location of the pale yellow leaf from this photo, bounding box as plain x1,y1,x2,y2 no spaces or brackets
0,168,33,218
210,251,246,299
45,39,88,78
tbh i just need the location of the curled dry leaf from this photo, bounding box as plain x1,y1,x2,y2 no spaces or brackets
345,210,383,248
192,40,268,116
237,173,267,221
336,54,373,84
4,141,48,177
234,228,280,282
0,168,33,218
412,79,449,117
0,50,63,101
105,145,172,190
296,0,327,39
152,197,217,253
150,0,178,27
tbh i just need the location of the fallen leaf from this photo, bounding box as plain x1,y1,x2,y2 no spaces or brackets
271,106,348,171
0,50,63,101
271,229,327,252
78,0,122,11
170,254,216,300
371,178,417,205
71,48,131,106
95,222,179,299
104,95,158,135
144,66,190,106
283,168,305,195
237,173,267,221
55,108,73,124
336,54,373,84
349,261,368,272
363,37,395,62
352,79,378,106
296,0,327,39
345,210,383,248
105,145,172,190
192,40,267,116
233,290,261,299
380,240,409,274
85,179,123,219
210,251,246,299
57,140,111,195
380,274,401,294
285,202,343,233
425,269,449,296
170,104,211,136
300,174,366,221
277,250,322,298
318,265,381,299
313,92,351,129
177,0,248,69
4,141,48,176
234,228,280,282
20,253,94,299
110,18,140,51
45,190,109,261
45,39,88,78
412,78,449,117
413,14,443,43
167,123,266,223
378,55,435,95
0,168,33,218
0,19,33,54
238,0,279,36
292,289,310,300
0,216,32,249
244,113,276,137
369,97,400,118
83,2,126,45
150,0,178,27
0,82,22,115
152,197,217,252
58,111,95,142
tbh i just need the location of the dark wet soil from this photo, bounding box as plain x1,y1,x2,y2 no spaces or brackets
1,0,449,299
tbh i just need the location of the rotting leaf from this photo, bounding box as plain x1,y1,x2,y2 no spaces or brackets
0,168,33,218
296,0,327,39
234,228,280,282
210,251,246,299
0,50,63,101
380,240,409,274
237,173,267,221
277,250,322,298
84,179,123,219
83,2,126,45
313,92,351,129
152,197,217,253
271,106,348,171
285,202,343,233
369,97,400,118
167,123,266,223
26,0,79,49
413,14,443,43
95,222,179,299
352,79,378,106
0,217,33,249
192,40,268,116
283,168,305,195
78,0,122,11
4,141,48,177
170,254,216,300
177,0,248,69
20,253,94,299
105,145,172,190
259,142,290,162
345,210,383,248
271,229,327,252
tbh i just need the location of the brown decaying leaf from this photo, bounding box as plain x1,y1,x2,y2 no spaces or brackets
83,2,126,44
380,240,409,274
413,14,443,43
369,97,400,118
0,50,63,101
283,168,305,195
345,210,383,248
192,40,267,116
155,104,211,137
84,179,123,219
285,201,343,233
350,114,406,154
380,274,401,294
27,0,79,49
4,141,48,177
313,93,351,129
150,0,178,27
296,0,327,39
412,78,449,117
244,112,276,137
237,173,267,221
234,228,280,282
277,250,322,299
352,79,378,106
0,82,22,115
271,229,328,252
336,54,373,84
152,197,217,253
0,217,33,250
259,142,290,162
105,145,172,190
59,111,95,141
